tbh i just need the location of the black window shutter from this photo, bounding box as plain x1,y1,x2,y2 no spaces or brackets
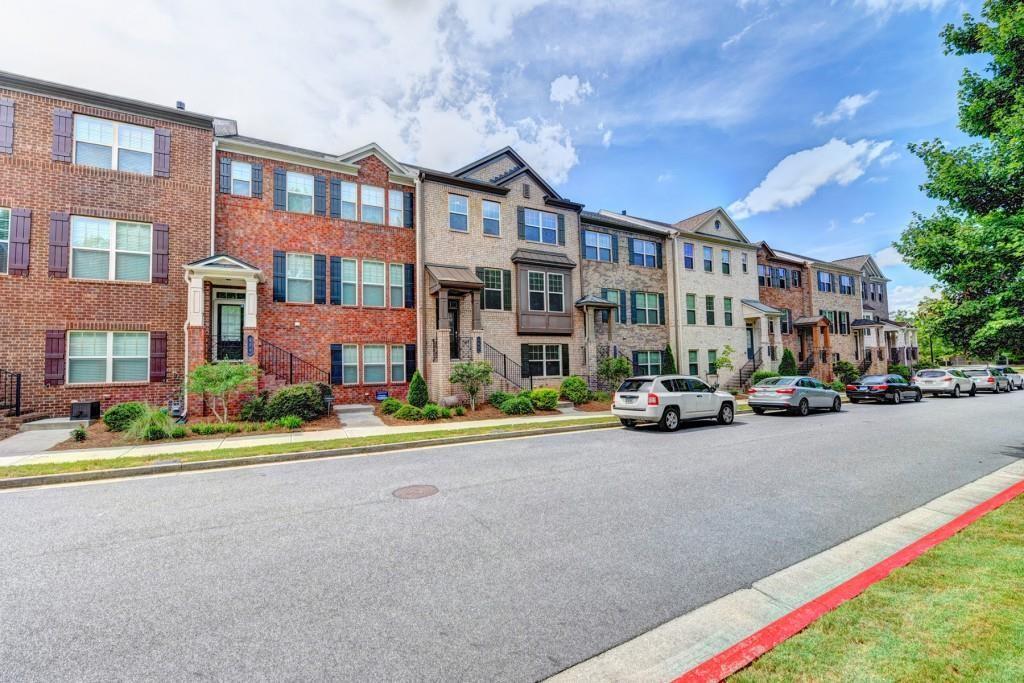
502,269,512,311
251,164,263,198
48,211,70,277
273,250,286,301
8,209,31,276
218,157,231,193
631,290,639,325
330,344,344,385
403,191,414,228
521,344,531,377
561,344,570,375
611,234,619,262
618,289,626,324
151,223,169,284
557,213,566,245
517,207,526,240
404,263,415,308
149,331,167,382
632,351,639,370
329,178,341,219
628,237,636,265
154,128,171,177
44,330,66,386
656,242,663,269
273,168,286,210
0,97,14,154
659,293,666,325
405,344,417,378
314,175,327,216
330,256,342,304
314,254,327,304
51,108,72,162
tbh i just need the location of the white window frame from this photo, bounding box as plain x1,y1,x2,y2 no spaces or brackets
683,242,694,269
584,230,613,261
636,350,662,376
686,293,697,325
524,208,558,245
362,344,387,385
285,252,314,303
0,207,9,275
482,200,501,236
634,292,660,325
527,343,563,378
73,114,154,175
481,267,504,310
390,345,407,383
341,258,358,306
724,297,733,326
633,238,657,267
527,271,564,313
449,194,469,232
231,161,252,197
388,189,404,227
341,181,358,220
547,272,565,313
721,249,731,275
67,331,149,385
604,289,621,323
389,263,405,308
361,185,385,225
69,216,152,283
705,295,715,325
286,171,314,214
818,270,832,293
528,270,546,312
341,344,359,385
741,252,748,273
703,246,714,272
839,274,854,296
361,260,386,308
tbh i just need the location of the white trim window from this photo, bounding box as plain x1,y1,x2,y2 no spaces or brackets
390,345,407,383
703,246,714,272
524,208,558,244
0,207,9,275
741,252,748,273
68,331,149,384
285,253,313,302
70,216,151,282
362,260,385,307
634,292,660,325
528,271,546,311
839,274,854,296
603,289,621,323
231,161,252,196
633,238,657,267
528,271,564,312
818,270,833,293
363,344,386,384
527,344,563,378
362,185,385,224
721,249,731,275
635,350,662,376
481,268,504,310
683,242,694,269
482,200,501,236
341,344,359,385
389,263,404,308
341,258,358,305
74,114,154,175
388,189,404,227
341,181,358,220
286,172,314,214
449,194,468,231
584,230,612,261
547,273,564,312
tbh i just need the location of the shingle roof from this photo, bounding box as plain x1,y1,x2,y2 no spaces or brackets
832,255,870,270
581,211,670,236
673,208,719,233
741,299,782,315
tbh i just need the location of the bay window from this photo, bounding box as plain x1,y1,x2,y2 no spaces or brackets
70,216,151,282
528,271,563,312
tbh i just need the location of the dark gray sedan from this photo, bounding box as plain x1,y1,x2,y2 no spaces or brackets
747,376,842,416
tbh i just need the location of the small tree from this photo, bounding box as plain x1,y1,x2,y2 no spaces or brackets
449,360,492,411
407,370,429,408
779,348,798,375
597,356,632,391
832,360,860,385
187,362,258,423
713,345,735,372
662,344,677,374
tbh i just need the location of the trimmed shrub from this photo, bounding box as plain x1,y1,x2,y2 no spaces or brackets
71,426,87,442
125,405,172,441
265,383,324,421
829,380,846,393
500,396,535,415
170,426,187,439
393,404,424,421
440,407,452,419
751,369,781,384
381,397,403,415
454,406,466,416
778,348,798,375
408,371,429,408
832,360,860,385
240,392,269,422
530,388,559,410
422,403,443,420
590,390,611,403
278,415,303,430
597,356,633,391
489,391,512,408
559,376,589,405
889,364,911,380
103,402,146,432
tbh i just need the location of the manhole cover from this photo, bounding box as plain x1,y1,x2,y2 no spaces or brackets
392,484,439,500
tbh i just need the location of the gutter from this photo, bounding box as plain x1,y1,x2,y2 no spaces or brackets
415,173,425,376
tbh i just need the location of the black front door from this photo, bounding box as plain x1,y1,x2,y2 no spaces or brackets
745,326,755,360
217,303,243,361
448,299,460,359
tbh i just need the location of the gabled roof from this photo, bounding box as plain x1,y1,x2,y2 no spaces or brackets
453,146,562,200
595,210,676,235
185,254,260,271
768,247,860,273
833,254,889,280
337,142,413,176
575,294,618,309
580,211,672,237
674,207,751,244
741,299,782,315
757,242,806,265
217,135,415,181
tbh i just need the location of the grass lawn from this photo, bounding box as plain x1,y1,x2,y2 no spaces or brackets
731,494,1024,682
0,416,617,480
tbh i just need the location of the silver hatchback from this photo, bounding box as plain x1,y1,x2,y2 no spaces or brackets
913,369,976,398
957,367,1010,393
747,376,842,416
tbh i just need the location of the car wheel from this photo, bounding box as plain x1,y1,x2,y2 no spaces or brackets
659,407,680,432
892,391,902,405
952,385,961,399
796,398,810,416
620,419,636,429
717,403,735,425
831,397,842,412
969,384,977,397
914,390,922,402
752,406,766,415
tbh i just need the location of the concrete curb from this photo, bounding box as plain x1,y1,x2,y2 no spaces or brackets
0,420,619,490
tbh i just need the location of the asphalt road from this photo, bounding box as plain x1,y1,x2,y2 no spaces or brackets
3,391,1023,682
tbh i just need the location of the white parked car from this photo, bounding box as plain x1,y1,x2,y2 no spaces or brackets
912,369,977,398
993,366,1024,390
612,375,736,431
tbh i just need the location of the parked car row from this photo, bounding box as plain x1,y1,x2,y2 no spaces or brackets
610,364,1020,431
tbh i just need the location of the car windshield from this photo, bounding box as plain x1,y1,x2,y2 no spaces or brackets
963,370,989,377
755,377,793,386
918,370,947,378
618,379,653,392
859,375,887,384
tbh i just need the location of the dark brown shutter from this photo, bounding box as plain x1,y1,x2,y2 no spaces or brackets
48,212,70,277
151,223,169,284
218,156,232,193
154,128,171,177
8,209,31,276
502,269,512,310
149,332,167,382
0,97,14,154
517,207,526,240
251,164,263,198
52,108,73,162
403,191,414,228
44,331,66,386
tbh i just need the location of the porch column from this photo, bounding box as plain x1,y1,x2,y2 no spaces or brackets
185,275,207,416
772,318,782,369
758,318,770,365
243,277,259,365
471,290,482,331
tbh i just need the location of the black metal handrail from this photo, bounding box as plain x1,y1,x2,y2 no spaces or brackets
478,339,532,391
735,347,763,389
0,369,21,417
258,339,329,385
798,353,816,376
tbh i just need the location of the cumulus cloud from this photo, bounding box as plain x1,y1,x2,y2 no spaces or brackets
852,212,875,224
656,171,674,183
874,246,905,268
879,152,900,166
728,138,893,219
813,91,879,126
888,284,934,311
601,129,614,148
854,0,950,17
549,74,594,105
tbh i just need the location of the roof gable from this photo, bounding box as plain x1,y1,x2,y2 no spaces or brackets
675,208,750,243
452,146,562,200
337,142,413,177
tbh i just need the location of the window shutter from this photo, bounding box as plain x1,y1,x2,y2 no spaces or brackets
153,128,171,177
151,222,169,284
8,209,31,276
600,288,609,323
0,97,14,154
658,293,666,325
502,269,512,311
330,256,342,305
273,168,286,210
330,344,343,385
314,254,327,304
44,330,66,386
611,234,619,263
631,290,639,325
251,164,263,198
403,191,414,228
557,213,565,245
405,344,417,378
561,344,570,375
632,351,639,371
273,250,286,301
314,175,327,216
628,237,636,265
517,207,526,240
656,242,663,269
329,178,341,219
149,331,167,382
218,157,231,193
48,211,70,277
404,263,415,308
51,108,72,162
618,289,626,325
521,344,531,377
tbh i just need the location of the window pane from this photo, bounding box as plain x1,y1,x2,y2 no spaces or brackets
364,345,385,364
112,358,148,381
115,253,150,281
72,250,110,279
118,149,153,174
287,193,312,213
362,186,384,224
75,116,114,145
287,254,313,279
0,209,8,242
76,142,113,168
69,332,106,357
288,280,312,302
287,172,313,195
484,289,502,309
389,190,404,226
364,286,384,307
363,261,384,284
450,213,468,231
449,195,467,213
391,346,406,382
524,225,540,241
0,244,7,274
118,124,154,153
342,182,357,203
116,223,151,252
231,161,251,181
483,201,500,219
231,179,250,195
69,358,106,384
71,217,110,249
389,264,404,307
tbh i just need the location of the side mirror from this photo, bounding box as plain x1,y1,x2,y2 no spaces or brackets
712,383,720,391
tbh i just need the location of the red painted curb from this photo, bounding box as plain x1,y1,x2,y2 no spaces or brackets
674,476,1024,683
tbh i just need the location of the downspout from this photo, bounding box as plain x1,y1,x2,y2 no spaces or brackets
415,172,424,380
185,136,218,415
671,233,683,367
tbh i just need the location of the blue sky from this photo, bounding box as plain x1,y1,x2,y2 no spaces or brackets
7,0,981,310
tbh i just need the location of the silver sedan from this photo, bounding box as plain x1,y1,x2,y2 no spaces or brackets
913,369,976,398
747,376,842,416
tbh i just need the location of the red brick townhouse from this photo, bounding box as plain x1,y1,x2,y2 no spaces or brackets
207,134,418,404
0,71,217,417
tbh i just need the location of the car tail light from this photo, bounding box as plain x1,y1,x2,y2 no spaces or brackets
846,384,858,391
748,387,758,394
647,393,659,406
988,377,995,384
911,376,918,383
870,384,889,391
775,388,796,395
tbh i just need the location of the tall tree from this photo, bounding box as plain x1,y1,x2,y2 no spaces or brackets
896,0,1024,358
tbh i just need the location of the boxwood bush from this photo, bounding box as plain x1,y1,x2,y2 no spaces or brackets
103,402,146,432
393,404,424,421
500,396,535,415
265,383,324,421
380,397,403,415
751,369,781,384
489,391,512,408
530,388,559,410
559,376,589,405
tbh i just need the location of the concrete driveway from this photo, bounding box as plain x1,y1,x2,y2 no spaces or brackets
2,391,1022,681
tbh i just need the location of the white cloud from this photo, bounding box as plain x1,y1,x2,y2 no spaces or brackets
656,171,674,183
873,246,905,268
865,176,890,184
854,0,951,17
813,91,879,126
852,212,875,224
721,17,767,49
549,74,594,105
827,219,839,232
879,152,900,166
728,138,893,219
601,129,614,147
888,284,934,312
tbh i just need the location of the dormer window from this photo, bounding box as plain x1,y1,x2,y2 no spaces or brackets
714,219,721,230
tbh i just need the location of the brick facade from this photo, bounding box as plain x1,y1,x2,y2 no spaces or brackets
756,245,811,373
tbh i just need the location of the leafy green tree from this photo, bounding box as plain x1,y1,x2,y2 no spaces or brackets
407,370,429,408
188,362,258,423
713,345,735,372
896,0,1024,358
662,344,677,374
597,356,632,390
449,361,492,411
778,348,798,375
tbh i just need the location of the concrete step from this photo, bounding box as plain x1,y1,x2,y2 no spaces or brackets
334,403,374,415
556,400,573,409
0,411,48,428
19,417,91,432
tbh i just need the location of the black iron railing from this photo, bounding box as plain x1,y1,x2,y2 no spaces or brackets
258,339,329,385
478,339,532,391
798,353,816,376
732,347,763,389
0,369,21,417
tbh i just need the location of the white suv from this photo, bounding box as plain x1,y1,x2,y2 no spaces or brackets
612,375,736,431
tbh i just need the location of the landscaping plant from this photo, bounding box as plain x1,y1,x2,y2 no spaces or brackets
830,379,846,393
529,388,559,410
889,364,911,380
489,391,512,408
187,362,258,423
393,404,424,421
422,403,443,420
453,406,465,417
832,360,860,385
240,391,269,422
751,369,781,384
102,402,146,432
778,348,798,375
278,415,303,430
559,375,589,405
407,370,429,408
662,344,677,374
597,356,632,392
265,383,324,421
713,345,736,373
170,426,187,439
500,395,535,416
125,405,172,441
71,426,87,442
590,390,611,403
449,360,493,411
380,397,403,415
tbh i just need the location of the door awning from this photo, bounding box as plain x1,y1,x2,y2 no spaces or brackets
425,264,484,293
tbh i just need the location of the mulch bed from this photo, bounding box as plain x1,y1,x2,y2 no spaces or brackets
374,402,561,426
572,400,613,412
